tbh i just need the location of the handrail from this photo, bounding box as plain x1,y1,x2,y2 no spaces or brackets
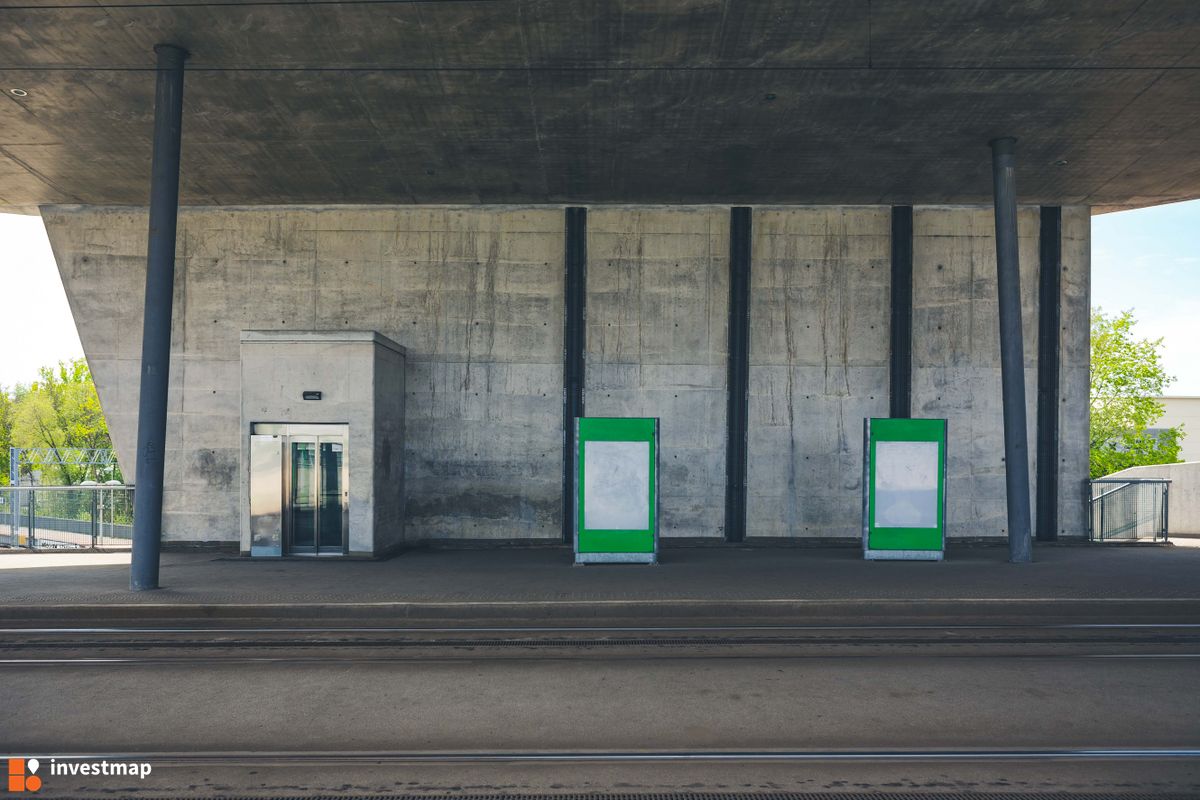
1087,477,1169,543
1,484,131,491
3,484,134,550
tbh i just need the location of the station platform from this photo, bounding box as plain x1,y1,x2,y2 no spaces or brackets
2,542,1198,627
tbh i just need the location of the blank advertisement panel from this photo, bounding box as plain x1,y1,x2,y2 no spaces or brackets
575,418,658,564
863,417,947,561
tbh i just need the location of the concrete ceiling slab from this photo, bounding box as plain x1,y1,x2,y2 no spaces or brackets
0,0,1198,210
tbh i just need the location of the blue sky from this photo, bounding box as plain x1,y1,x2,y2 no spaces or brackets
0,201,1197,391
1091,199,1200,395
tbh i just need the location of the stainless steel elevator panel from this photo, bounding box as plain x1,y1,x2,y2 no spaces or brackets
249,434,284,556
249,423,349,556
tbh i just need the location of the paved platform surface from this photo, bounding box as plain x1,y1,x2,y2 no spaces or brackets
1,543,1198,624
2,542,1199,602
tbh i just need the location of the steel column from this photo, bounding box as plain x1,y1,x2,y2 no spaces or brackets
889,206,913,419
27,490,36,549
91,491,99,548
725,207,752,543
989,137,1033,563
131,44,188,590
1036,206,1062,541
561,207,587,544
8,447,16,547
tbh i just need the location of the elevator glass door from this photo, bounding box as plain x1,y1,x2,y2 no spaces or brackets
250,423,348,557
318,440,345,550
288,434,346,555
289,438,319,552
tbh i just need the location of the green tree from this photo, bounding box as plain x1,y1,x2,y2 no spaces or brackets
1090,308,1184,478
10,358,117,485
0,386,12,485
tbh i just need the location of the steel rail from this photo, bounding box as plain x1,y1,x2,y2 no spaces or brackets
3,622,1200,635
4,652,1200,665
6,748,1200,764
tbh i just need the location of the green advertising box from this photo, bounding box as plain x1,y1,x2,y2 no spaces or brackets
574,417,658,565
862,417,948,561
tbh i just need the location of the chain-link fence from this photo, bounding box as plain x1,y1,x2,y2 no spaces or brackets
1088,478,1170,542
1,485,133,550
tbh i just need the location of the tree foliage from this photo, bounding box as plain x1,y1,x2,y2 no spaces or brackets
2,358,119,485
1090,309,1184,478
0,389,12,485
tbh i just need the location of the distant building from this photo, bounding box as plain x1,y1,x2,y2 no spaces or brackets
1151,397,1200,463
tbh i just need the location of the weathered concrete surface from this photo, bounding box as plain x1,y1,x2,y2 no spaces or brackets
44,203,1090,544
43,206,563,545
373,341,407,553
912,206,1039,540
912,206,1090,540
747,207,891,538
1105,462,1200,535
584,208,729,538
3,2,1200,212
1059,207,1093,536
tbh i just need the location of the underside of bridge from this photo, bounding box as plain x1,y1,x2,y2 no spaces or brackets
2,2,1197,560
1,1,1198,212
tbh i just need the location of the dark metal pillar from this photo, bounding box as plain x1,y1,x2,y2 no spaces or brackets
561,207,587,544
1036,206,1062,542
889,206,913,419
724,207,752,543
989,137,1033,563
131,43,188,590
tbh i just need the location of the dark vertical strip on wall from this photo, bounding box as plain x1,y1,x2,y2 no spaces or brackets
562,207,587,543
725,207,752,543
1036,206,1062,541
890,206,914,418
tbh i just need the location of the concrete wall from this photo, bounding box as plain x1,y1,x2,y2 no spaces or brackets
44,206,563,545
911,206,1089,540
1103,462,1200,535
911,207,1038,539
747,207,892,538
1059,207,1092,537
44,202,1091,545
373,342,407,553
584,208,729,538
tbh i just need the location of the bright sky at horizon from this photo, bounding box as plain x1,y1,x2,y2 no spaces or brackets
0,201,1197,391
1091,199,1200,396
0,212,84,389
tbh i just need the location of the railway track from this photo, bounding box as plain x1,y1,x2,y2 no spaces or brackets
2,622,1199,662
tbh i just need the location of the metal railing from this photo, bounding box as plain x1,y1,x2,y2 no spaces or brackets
1,485,133,550
1088,478,1170,542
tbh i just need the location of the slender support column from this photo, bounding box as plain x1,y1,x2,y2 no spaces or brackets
724,207,752,543
8,447,17,547
889,206,913,419
131,44,188,590
1036,206,1062,542
561,207,587,543
989,137,1033,563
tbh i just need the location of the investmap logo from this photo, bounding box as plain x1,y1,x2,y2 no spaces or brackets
6,758,153,792
6,759,41,794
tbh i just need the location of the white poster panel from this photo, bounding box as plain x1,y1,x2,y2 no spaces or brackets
584,440,650,530
874,440,939,529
